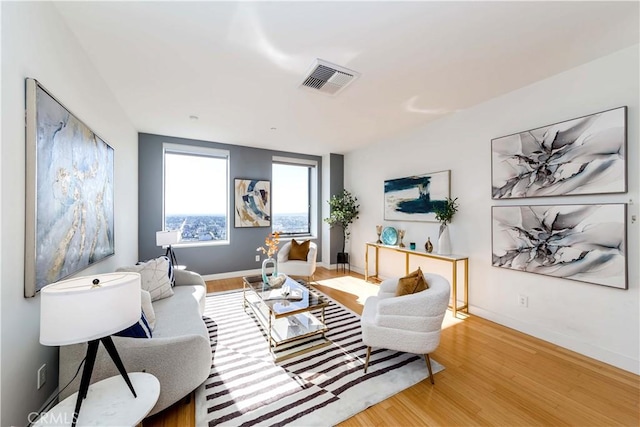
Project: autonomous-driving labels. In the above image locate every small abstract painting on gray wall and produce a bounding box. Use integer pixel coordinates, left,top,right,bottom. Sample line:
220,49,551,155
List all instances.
492,204,626,289
492,107,626,199
234,179,271,227
384,170,450,221
25,79,115,297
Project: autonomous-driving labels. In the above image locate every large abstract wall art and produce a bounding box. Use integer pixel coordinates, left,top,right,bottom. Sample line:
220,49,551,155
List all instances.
492,204,627,289
492,107,627,199
235,179,271,227
25,79,115,297
384,170,450,221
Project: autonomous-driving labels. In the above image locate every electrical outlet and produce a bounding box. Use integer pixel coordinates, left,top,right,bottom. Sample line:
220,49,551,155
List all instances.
518,295,528,308
255,255,260,262
37,364,47,389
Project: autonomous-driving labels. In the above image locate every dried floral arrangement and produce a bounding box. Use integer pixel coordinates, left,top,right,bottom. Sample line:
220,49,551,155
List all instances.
257,231,281,258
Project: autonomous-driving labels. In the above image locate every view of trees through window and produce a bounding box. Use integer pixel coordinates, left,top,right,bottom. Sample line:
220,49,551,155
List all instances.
164,148,228,242
272,163,311,235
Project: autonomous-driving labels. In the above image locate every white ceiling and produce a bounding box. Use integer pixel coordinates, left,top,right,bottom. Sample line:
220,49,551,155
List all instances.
54,1,639,156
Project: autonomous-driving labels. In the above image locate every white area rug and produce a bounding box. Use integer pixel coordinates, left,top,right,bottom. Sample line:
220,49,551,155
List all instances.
195,286,444,426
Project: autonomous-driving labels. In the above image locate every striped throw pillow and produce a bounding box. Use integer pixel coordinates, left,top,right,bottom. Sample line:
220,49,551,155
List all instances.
115,311,153,338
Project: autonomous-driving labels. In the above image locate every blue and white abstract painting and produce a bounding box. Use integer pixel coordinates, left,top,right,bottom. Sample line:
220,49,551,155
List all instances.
384,170,450,221
26,80,115,296
235,179,271,227
492,107,626,199
492,204,627,289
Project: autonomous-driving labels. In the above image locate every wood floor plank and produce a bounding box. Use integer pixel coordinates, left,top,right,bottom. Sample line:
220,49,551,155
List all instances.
144,267,640,427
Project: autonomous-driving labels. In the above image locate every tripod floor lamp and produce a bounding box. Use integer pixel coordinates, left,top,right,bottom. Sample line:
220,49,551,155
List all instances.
156,230,181,267
40,272,141,427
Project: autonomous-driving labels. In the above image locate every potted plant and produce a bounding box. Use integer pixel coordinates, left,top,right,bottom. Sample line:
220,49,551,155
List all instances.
324,190,360,265
434,197,459,254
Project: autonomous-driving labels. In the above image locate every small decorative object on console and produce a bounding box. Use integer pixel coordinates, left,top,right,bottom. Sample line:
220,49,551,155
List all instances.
425,237,433,253
381,226,398,246
376,225,383,244
398,229,406,248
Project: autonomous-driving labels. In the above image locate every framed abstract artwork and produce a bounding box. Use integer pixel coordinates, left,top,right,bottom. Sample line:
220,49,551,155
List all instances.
234,179,271,227
25,78,115,297
491,204,627,289
491,107,627,199
384,170,450,222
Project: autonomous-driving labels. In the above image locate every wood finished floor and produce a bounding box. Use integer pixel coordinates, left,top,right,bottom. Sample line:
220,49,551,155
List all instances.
145,267,640,427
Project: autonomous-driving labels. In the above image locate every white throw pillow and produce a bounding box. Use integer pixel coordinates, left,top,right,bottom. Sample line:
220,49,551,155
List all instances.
140,289,156,330
118,257,174,301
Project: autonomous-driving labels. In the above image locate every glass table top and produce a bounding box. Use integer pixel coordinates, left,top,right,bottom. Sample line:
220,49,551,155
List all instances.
243,275,328,316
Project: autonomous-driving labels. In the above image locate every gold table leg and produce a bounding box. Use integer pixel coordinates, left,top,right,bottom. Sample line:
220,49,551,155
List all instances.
464,258,469,314
365,244,369,281
405,253,409,275
452,259,458,318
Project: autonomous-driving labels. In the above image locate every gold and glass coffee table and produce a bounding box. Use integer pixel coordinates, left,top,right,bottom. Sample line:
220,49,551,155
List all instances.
243,275,330,361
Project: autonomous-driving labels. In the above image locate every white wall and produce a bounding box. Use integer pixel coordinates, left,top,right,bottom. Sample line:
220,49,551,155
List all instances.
1,3,138,425
346,45,639,374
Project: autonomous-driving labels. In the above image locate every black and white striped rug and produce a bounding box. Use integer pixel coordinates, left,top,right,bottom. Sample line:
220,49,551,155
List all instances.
195,289,444,426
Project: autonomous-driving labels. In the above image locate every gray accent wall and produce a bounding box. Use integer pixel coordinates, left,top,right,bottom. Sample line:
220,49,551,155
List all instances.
138,133,323,275
329,153,345,262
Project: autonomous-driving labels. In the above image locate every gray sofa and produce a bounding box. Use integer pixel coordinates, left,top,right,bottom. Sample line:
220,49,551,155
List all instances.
59,269,211,416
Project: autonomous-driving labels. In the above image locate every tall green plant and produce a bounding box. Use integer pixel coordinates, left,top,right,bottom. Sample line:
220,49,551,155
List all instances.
324,190,360,253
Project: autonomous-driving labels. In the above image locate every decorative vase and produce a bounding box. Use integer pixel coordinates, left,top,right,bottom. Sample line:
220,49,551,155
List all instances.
261,257,278,285
398,230,406,248
376,225,382,244
425,237,433,253
437,225,451,254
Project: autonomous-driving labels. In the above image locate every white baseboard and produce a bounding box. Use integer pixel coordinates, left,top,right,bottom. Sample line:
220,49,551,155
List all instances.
318,262,334,270
201,268,263,281
470,305,640,375
349,265,366,276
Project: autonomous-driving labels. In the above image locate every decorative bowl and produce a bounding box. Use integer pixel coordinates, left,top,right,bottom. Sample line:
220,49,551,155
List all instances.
381,227,398,246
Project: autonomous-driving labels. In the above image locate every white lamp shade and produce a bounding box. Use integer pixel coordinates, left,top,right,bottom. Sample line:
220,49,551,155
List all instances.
156,230,181,247
40,272,141,346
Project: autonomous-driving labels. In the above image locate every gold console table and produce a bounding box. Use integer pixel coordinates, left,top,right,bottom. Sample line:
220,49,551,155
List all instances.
365,243,469,317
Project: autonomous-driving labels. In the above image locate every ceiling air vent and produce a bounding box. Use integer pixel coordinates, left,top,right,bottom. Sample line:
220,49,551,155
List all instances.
300,59,360,96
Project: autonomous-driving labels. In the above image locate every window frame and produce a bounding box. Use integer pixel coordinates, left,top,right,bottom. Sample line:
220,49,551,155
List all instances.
271,156,318,239
162,143,230,247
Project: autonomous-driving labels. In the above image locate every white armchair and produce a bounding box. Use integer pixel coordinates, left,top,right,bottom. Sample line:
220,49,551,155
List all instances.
277,240,318,282
360,273,450,384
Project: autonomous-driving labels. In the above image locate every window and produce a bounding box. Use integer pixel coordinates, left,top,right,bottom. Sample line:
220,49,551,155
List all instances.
163,144,229,243
272,159,316,236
